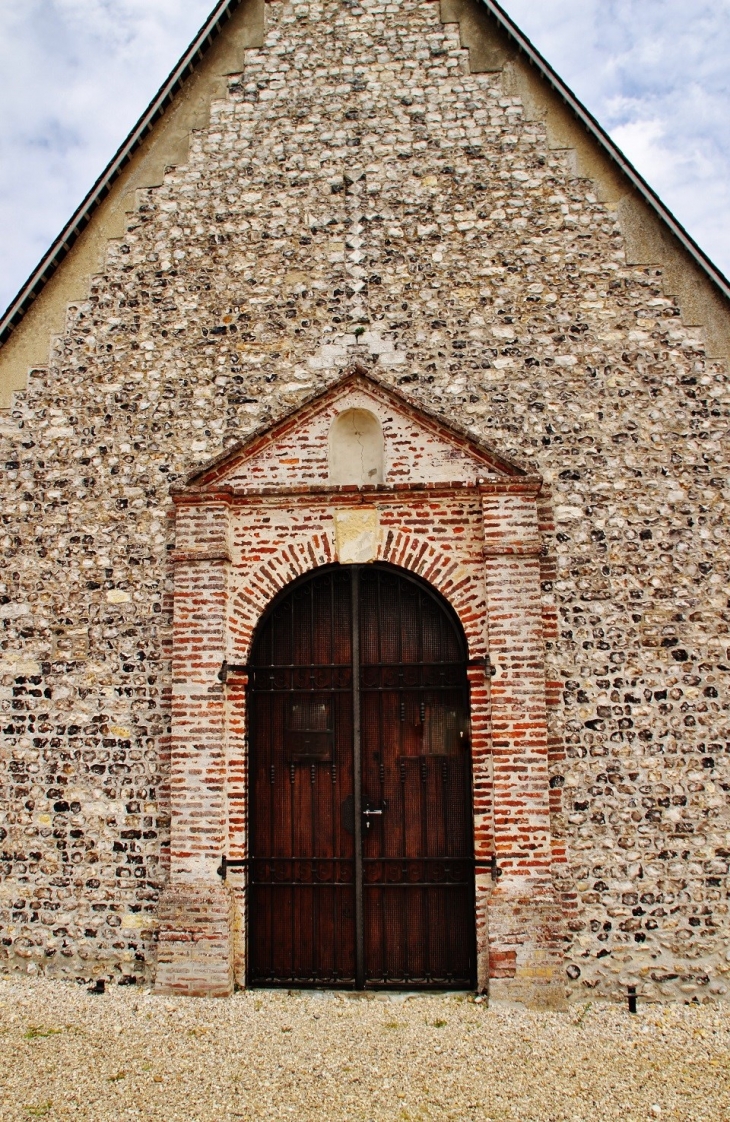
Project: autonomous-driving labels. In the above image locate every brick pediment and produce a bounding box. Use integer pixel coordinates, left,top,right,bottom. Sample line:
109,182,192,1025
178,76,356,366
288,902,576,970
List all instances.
184,369,526,494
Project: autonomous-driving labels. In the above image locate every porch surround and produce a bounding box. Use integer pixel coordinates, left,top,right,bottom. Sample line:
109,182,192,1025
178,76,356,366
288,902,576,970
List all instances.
154,375,566,1007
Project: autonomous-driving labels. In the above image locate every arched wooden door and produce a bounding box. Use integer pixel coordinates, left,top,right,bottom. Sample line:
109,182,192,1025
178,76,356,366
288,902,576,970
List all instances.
247,563,475,989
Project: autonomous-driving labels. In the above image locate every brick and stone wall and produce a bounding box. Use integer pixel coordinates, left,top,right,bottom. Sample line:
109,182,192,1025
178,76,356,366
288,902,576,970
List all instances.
0,0,728,1003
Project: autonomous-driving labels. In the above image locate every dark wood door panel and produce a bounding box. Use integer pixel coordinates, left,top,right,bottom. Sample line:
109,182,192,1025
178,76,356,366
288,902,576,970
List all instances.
249,881,356,986
248,568,355,986
360,691,474,986
363,884,475,987
247,564,475,989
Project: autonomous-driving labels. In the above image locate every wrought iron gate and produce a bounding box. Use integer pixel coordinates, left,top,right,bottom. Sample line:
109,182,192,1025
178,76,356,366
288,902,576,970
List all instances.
246,563,475,989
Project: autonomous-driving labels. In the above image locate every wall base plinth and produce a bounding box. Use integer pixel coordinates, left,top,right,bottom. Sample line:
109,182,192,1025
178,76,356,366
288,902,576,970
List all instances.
486,877,567,1010
154,882,235,998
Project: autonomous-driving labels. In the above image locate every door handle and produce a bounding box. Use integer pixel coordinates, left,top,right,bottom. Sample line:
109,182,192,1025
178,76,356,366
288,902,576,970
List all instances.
363,807,384,830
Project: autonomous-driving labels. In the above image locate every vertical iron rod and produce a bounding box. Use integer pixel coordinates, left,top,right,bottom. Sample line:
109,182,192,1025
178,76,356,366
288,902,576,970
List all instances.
352,566,364,989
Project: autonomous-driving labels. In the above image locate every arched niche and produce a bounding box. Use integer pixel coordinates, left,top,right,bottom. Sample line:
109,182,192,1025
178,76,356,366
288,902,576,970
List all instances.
328,408,384,485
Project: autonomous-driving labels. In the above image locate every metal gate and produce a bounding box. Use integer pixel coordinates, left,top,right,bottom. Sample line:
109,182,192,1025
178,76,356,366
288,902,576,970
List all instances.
246,563,475,989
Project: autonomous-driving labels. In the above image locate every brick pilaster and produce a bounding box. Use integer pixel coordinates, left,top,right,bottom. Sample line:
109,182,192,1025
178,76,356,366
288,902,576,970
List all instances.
482,490,566,1007
155,496,237,996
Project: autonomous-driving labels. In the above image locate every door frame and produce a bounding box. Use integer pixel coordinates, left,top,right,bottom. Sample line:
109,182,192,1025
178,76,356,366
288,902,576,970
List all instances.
158,476,566,1007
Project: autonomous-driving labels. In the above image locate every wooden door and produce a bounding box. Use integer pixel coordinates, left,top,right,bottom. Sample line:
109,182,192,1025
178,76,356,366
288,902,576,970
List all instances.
359,567,475,987
247,564,475,988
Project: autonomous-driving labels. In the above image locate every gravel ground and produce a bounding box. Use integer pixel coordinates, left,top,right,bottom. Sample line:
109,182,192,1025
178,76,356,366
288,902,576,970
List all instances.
0,978,727,1121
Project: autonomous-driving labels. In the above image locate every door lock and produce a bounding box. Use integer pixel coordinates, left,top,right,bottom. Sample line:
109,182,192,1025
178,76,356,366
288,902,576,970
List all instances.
363,806,384,829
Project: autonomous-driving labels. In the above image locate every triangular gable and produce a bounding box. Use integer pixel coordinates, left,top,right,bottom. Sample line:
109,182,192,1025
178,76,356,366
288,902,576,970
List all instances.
184,368,527,492
2,0,730,407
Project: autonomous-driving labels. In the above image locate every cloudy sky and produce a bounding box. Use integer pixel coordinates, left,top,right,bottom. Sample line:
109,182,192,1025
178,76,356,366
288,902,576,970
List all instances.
1,0,729,316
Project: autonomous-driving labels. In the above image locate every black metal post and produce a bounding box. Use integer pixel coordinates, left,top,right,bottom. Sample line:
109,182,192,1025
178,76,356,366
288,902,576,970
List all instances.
352,566,364,990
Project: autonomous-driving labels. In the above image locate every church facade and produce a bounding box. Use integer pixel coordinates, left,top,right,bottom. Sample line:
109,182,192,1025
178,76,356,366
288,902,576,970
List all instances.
0,0,728,1006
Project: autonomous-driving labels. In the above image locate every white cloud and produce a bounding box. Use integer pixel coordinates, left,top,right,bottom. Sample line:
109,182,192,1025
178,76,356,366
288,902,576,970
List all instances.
610,118,672,177
1,0,729,316
501,0,730,277
0,0,213,314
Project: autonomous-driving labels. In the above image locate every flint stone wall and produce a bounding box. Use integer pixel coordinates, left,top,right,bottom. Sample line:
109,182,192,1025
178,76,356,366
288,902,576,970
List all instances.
0,0,728,1001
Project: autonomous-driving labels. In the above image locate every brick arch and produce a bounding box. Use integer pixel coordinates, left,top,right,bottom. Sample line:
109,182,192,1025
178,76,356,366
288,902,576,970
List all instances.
228,528,486,664
228,530,336,661
378,528,486,659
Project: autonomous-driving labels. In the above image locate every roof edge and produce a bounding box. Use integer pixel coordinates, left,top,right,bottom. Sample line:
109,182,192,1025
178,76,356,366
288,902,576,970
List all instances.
478,0,730,303
3,0,728,349
0,0,249,347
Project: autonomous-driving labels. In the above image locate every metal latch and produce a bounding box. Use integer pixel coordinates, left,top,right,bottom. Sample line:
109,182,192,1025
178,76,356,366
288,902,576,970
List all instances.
217,855,248,881
363,805,385,829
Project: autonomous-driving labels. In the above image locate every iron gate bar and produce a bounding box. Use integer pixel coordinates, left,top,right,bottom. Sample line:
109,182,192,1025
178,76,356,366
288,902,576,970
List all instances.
362,883,470,889
252,663,352,670
217,855,248,880
250,883,354,888
248,661,464,670
254,685,461,695
253,682,352,689
351,566,365,990
359,685,463,692
219,855,506,881
251,682,354,691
